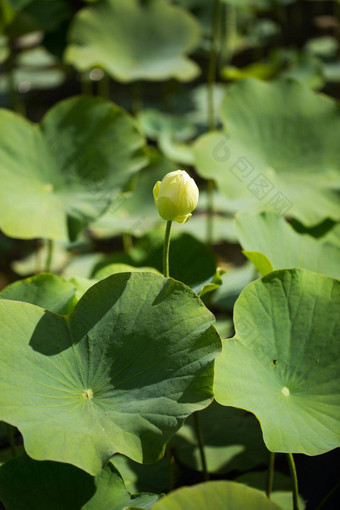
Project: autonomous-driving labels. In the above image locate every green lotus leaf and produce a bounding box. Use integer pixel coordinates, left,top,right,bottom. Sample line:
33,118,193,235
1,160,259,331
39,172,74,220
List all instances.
158,132,194,166
171,401,268,474
62,253,104,280
222,61,279,82
17,46,58,66
0,452,160,510
137,109,196,142
95,264,161,280
192,267,226,298
278,50,325,90
12,242,70,276
323,60,340,83
235,211,340,279
241,252,273,277
0,273,100,314
222,50,325,90
305,36,338,58
0,272,221,475
0,273,78,314
194,79,340,226
150,481,280,510
0,46,66,92
214,269,340,455
0,68,65,94
65,0,201,82
0,96,147,240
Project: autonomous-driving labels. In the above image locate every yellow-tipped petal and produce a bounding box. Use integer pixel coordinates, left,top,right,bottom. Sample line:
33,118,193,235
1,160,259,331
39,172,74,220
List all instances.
153,181,161,204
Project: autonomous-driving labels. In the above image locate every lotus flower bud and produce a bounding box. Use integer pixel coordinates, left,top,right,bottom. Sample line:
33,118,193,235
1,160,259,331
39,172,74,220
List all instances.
153,170,199,224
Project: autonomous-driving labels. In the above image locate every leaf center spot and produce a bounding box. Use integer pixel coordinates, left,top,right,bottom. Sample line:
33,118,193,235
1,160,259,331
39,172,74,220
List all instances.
44,184,54,193
281,386,290,397
82,389,94,400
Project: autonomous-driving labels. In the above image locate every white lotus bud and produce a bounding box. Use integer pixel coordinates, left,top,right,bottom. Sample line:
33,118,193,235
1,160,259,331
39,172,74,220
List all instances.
153,170,199,224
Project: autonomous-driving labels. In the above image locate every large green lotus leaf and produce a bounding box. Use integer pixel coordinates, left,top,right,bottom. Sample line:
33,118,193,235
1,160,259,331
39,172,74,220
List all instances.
150,481,280,510
0,272,221,475
171,401,268,474
235,211,340,279
193,79,340,226
0,452,160,510
0,273,78,314
0,96,147,240
65,0,201,82
214,269,340,455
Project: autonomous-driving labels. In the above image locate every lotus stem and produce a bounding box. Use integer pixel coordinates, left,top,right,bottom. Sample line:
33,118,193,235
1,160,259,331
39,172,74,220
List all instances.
193,412,209,481
287,453,299,510
163,220,172,278
266,452,275,498
45,239,54,273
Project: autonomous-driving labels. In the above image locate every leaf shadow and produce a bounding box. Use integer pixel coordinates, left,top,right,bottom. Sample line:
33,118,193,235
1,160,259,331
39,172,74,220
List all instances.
29,273,131,356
